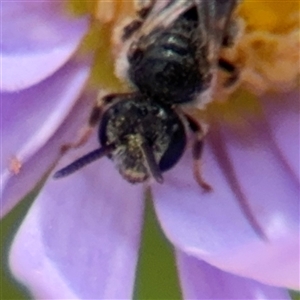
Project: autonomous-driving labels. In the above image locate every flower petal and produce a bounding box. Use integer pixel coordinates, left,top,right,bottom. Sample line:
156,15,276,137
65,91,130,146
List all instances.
261,90,300,182
152,93,299,289
1,59,91,217
177,250,291,299
9,141,144,299
1,1,89,91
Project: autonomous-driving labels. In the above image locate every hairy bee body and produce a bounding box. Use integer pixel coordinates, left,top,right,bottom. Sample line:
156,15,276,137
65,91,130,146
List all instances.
55,0,240,185
128,6,211,104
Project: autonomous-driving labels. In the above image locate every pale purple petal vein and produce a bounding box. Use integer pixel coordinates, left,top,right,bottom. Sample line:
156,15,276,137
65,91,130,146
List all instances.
152,92,299,289
261,90,300,183
177,250,292,299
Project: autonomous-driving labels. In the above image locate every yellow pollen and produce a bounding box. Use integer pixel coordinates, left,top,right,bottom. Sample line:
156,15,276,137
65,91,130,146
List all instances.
220,0,300,96
238,2,299,34
95,0,135,24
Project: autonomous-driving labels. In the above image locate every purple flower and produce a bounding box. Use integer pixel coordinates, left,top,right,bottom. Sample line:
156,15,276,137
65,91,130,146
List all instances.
1,1,299,299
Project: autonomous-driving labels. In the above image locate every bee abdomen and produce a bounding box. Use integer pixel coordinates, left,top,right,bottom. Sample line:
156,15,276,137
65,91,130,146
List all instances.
127,6,202,103
159,32,192,58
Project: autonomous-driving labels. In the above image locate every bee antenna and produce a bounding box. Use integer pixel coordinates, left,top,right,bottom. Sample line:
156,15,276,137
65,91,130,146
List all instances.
140,140,164,184
53,145,114,179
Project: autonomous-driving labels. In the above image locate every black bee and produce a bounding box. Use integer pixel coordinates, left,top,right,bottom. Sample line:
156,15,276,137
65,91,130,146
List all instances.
54,0,240,187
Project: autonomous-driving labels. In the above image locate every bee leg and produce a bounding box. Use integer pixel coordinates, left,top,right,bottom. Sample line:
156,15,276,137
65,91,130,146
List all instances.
218,57,240,88
122,0,155,41
222,16,242,48
136,0,155,19
185,114,212,192
122,20,144,41
60,93,120,154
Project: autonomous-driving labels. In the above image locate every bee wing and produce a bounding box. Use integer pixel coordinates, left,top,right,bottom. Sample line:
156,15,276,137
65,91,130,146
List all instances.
133,0,239,74
191,0,240,107
135,0,195,37
116,0,239,97
136,0,239,42
116,0,195,82
194,0,240,63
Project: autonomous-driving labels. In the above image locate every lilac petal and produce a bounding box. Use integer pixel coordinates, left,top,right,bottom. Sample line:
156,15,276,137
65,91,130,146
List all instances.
152,93,299,289
1,59,91,217
10,139,144,299
1,91,95,218
177,250,291,300
1,1,89,91
261,90,300,182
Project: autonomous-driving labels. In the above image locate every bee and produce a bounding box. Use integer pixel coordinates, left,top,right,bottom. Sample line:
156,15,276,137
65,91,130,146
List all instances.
54,0,240,188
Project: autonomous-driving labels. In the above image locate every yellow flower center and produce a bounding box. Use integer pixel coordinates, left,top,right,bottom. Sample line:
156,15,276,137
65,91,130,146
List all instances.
239,1,299,34
222,1,300,95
